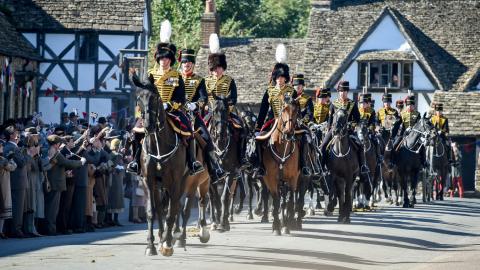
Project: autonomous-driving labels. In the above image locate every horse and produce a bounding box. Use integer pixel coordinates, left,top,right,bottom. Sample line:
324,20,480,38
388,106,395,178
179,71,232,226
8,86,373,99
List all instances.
381,131,401,205
354,121,377,210
134,82,187,257
327,109,359,223
260,94,300,235
395,115,433,208
208,94,244,232
428,129,450,201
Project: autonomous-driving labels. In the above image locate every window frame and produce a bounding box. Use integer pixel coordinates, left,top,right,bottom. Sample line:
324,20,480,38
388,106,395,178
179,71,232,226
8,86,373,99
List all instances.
358,61,413,90
76,32,99,63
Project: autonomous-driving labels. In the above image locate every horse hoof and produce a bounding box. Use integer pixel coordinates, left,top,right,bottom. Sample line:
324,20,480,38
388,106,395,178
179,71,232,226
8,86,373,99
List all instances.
281,227,290,235
324,210,333,217
308,209,315,216
402,204,409,208
343,217,351,224
175,239,186,248
261,216,269,223
337,216,344,223
217,224,229,232
409,204,415,208
199,227,210,243
229,216,234,222
254,208,263,216
145,245,158,256
159,243,174,257
234,207,243,215
315,203,323,210
247,213,254,220
396,202,400,206
210,223,218,231
296,221,303,230
273,229,281,236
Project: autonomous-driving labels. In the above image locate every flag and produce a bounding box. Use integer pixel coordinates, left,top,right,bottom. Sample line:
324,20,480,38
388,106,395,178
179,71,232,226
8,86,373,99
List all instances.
45,88,53,96
82,112,87,118
63,102,68,109
111,111,117,119
110,73,117,80
53,94,59,103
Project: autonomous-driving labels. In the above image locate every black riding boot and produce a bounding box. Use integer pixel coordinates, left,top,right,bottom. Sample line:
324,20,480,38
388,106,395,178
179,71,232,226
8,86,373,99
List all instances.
207,150,226,181
127,134,142,174
301,135,312,176
352,137,369,174
255,141,265,177
239,131,251,169
187,139,204,175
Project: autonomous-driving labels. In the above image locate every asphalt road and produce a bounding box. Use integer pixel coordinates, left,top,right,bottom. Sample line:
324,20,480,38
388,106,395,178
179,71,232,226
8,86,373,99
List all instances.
1,198,479,270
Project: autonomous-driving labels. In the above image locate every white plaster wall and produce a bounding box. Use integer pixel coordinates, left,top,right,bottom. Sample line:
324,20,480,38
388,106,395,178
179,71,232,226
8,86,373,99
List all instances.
22,33,37,48
40,63,74,90
38,97,61,124
44,34,75,60
343,62,359,89
98,64,120,92
417,93,434,115
77,64,95,91
413,62,435,91
357,14,411,53
98,35,135,61
63,97,86,116
89,98,112,123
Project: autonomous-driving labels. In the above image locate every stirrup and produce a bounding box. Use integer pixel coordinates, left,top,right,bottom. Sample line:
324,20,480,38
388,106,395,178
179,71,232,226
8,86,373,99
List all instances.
360,165,370,174
126,161,139,174
302,167,312,177
214,168,227,180
189,161,205,175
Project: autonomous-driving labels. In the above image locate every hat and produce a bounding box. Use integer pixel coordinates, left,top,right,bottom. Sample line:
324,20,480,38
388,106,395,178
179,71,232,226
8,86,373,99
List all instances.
24,127,37,135
316,87,331,98
155,20,176,65
4,125,16,137
69,112,78,119
359,93,369,103
405,95,415,105
97,117,107,124
180,48,196,63
337,81,349,92
271,44,290,83
434,103,443,111
292,74,305,86
208,34,227,71
110,138,121,151
382,93,393,103
54,126,65,136
47,135,63,145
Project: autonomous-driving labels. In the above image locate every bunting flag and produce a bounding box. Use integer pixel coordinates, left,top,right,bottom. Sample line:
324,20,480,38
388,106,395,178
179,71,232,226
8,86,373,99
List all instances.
111,111,117,119
110,73,117,80
63,102,68,109
53,94,59,103
45,88,53,96
82,112,87,118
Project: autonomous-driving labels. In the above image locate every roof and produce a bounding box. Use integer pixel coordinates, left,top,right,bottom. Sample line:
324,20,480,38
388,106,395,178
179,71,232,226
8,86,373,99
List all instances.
356,50,416,62
0,0,147,32
0,12,39,59
304,0,480,92
195,38,306,104
433,91,480,137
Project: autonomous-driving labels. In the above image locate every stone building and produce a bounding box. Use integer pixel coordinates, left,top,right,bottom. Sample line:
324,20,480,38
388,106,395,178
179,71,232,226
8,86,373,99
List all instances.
0,11,40,123
196,0,480,192
0,0,152,124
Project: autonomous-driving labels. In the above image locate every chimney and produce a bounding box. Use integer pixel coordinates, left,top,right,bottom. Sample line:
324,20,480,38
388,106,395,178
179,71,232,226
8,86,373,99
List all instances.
311,0,332,10
201,0,220,48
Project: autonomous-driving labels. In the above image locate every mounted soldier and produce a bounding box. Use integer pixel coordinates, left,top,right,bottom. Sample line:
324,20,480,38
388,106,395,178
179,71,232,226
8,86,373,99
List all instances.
358,92,382,163
430,103,452,163
254,44,297,176
377,92,401,138
204,36,250,169
128,21,204,176
179,48,226,181
313,87,331,124
319,81,369,174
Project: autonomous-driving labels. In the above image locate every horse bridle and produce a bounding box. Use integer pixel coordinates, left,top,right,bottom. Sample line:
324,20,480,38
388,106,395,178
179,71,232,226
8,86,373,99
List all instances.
403,118,431,154
210,98,231,159
269,103,298,166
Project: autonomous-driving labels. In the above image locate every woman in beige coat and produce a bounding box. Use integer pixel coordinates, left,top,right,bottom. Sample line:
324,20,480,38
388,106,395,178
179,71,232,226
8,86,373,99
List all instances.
0,142,17,239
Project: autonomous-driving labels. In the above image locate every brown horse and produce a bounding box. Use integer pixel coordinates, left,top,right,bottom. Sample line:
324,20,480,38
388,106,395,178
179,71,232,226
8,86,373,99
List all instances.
260,94,300,235
135,82,188,257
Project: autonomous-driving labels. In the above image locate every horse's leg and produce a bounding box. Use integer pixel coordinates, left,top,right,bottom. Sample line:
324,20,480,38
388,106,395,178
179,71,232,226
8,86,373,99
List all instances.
247,175,255,220
228,182,236,222
286,188,295,232
219,177,232,232
235,175,246,214
198,181,210,243
316,187,323,210
261,181,269,223
272,191,281,236
175,194,193,249
344,176,354,224
144,176,158,256
401,174,410,208
160,191,180,257
336,177,346,223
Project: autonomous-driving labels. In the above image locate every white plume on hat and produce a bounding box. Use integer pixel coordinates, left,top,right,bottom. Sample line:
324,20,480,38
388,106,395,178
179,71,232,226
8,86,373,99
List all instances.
209,33,220,54
160,20,172,43
275,43,287,64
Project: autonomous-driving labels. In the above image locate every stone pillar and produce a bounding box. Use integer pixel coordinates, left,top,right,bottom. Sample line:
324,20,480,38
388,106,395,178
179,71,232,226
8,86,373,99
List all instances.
200,0,220,48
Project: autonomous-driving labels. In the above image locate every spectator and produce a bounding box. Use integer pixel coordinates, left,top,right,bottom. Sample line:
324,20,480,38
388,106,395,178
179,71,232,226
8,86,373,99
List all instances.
0,139,17,239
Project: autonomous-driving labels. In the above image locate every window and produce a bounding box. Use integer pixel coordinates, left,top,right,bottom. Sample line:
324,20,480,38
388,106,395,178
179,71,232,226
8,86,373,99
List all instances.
78,33,97,62
358,61,412,89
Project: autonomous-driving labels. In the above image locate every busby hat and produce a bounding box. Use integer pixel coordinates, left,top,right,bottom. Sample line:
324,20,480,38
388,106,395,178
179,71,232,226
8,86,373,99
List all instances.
382,93,393,103
292,74,305,86
434,103,443,111
316,87,331,98
271,44,290,83
359,93,369,103
180,49,196,63
155,20,176,66
208,34,227,71
337,81,350,92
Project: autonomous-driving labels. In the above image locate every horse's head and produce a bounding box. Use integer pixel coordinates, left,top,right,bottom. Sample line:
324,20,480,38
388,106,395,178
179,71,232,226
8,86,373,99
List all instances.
356,121,369,143
332,109,348,136
405,114,433,149
240,105,257,134
279,93,298,136
210,93,230,139
135,83,163,133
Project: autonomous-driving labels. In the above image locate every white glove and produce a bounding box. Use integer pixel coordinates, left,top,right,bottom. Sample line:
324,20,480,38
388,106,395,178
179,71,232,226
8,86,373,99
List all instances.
163,103,169,110
437,130,442,135
80,157,87,165
187,102,197,111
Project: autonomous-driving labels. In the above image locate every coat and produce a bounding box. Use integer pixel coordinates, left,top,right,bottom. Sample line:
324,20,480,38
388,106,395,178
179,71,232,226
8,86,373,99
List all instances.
107,152,125,211
3,142,28,190
0,156,17,219
47,150,83,192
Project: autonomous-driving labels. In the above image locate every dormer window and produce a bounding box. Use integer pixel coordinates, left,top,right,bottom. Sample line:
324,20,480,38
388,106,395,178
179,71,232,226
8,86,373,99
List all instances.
359,61,412,89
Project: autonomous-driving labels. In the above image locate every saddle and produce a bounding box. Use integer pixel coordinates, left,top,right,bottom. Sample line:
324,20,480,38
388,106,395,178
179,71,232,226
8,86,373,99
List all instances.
166,112,192,137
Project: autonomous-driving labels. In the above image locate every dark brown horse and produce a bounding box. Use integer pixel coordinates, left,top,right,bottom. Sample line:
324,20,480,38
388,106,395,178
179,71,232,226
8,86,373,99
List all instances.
135,83,188,257
208,94,243,232
260,94,300,235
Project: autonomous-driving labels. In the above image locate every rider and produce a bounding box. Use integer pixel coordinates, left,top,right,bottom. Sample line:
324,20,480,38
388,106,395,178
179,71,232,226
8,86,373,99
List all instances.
358,93,382,163
395,99,405,114
180,48,226,181
254,44,297,176
128,21,204,176
377,92,401,137
313,87,331,124
430,103,452,163
205,34,250,169
319,81,369,174
294,74,317,176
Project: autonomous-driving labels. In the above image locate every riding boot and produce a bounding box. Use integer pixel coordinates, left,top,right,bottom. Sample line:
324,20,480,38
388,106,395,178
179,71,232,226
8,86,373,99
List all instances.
255,141,265,177
355,141,369,174
207,150,226,181
187,139,204,175
127,145,141,174
238,131,251,169
300,136,312,176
